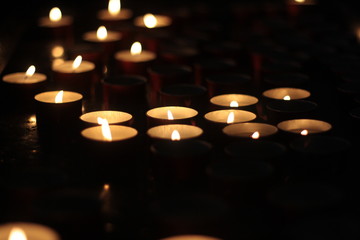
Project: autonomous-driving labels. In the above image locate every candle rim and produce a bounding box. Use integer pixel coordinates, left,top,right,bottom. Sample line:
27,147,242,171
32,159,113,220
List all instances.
38,15,73,27
82,30,122,42
2,72,47,84
97,8,133,20
52,60,95,73
210,94,259,107
262,87,311,100
146,106,198,120
0,221,60,239
147,124,203,140
204,109,256,123
34,91,83,103
277,119,332,134
222,122,278,138
80,110,132,124
81,125,138,142
134,14,172,28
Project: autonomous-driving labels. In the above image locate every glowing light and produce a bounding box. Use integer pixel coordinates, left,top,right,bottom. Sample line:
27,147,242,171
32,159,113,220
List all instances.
97,26,108,40
230,100,239,107
97,117,113,141
104,184,110,191
171,130,181,141
49,7,62,22
108,0,121,16
300,129,309,136
55,90,64,103
51,45,64,58
25,65,35,78
167,110,174,120
227,111,235,124
251,131,260,139
72,55,82,70
8,227,27,240
283,95,291,101
295,0,305,3
143,13,157,28
130,42,142,56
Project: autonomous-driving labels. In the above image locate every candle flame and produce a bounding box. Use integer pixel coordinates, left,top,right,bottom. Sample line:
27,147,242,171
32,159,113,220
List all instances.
72,55,82,70
97,117,113,141
300,129,308,136
167,110,174,120
52,45,64,58
49,7,62,22
283,95,291,101
130,42,142,55
55,90,64,103
251,131,260,139
171,130,181,141
103,183,110,191
227,111,235,124
143,13,157,28
230,100,239,107
295,0,305,3
8,227,27,240
97,26,108,40
25,65,36,78
108,0,121,16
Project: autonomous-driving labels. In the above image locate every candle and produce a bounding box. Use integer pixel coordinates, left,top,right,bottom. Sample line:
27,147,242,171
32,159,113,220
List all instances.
204,109,256,124
159,83,208,111
277,119,332,136
80,110,133,128
34,90,83,140
52,55,96,97
146,106,198,127
0,222,60,240
265,99,318,124
286,0,318,18
210,94,259,112
102,75,147,111
223,122,278,140
2,65,47,108
81,124,137,142
97,0,133,23
147,124,203,141
114,41,156,75
38,7,73,45
206,73,252,97
134,13,172,29
262,87,311,101
150,139,212,186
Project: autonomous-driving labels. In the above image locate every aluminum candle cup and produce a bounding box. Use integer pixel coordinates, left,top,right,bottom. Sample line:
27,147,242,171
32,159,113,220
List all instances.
150,139,212,185
209,94,259,113
147,124,203,141
223,122,278,142
34,91,83,139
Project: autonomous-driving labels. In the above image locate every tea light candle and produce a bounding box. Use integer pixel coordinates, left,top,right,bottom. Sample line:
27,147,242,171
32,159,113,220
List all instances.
150,139,212,184
2,65,47,105
114,41,156,75
210,94,259,112
0,222,60,240
147,124,203,141
39,7,73,28
38,7,73,44
80,110,133,128
262,87,311,101
81,124,137,142
204,109,256,125
34,90,83,132
134,13,172,29
52,55,96,96
97,0,133,22
223,122,278,139
277,119,332,136
83,25,122,43
146,106,198,127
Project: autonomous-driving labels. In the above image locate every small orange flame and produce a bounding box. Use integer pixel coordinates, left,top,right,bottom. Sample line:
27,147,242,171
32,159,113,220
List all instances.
171,130,181,141
97,117,112,141
167,110,174,120
55,90,64,103
103,183,110,191
227,111,235,124
72,55,82,70
283,95,291,101
300,129,308,136
49,7,62,22
143,13,157,28
130,42,142,55
8,227,27,240
230,100,239,107
251,131,260,139
97,26,108,40
108,0,121,16
25,65,35,78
